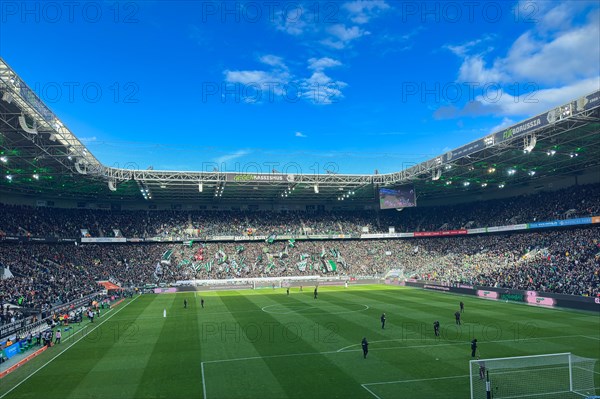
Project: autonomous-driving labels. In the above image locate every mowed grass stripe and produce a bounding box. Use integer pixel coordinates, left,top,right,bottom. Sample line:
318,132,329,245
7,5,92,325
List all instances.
218,292,371,399
204,292,292,399
1,296,150,399
260,291,389,349
347,288,594,341
65,295,163,399
132,293,204,399
256,290,467,390
1,287,598,399
68,296,162,399
315,290,480,388
196,290,269,362
200,292,288,399
197,287,297,399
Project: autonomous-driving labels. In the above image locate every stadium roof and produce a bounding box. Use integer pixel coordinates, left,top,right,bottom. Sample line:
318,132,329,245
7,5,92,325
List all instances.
1,57,599,204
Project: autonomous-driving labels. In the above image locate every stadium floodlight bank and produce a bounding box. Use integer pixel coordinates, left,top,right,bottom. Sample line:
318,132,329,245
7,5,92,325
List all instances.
470,353,597,399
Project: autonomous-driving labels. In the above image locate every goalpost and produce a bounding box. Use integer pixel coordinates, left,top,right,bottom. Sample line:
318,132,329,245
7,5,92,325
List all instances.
470,353,597,399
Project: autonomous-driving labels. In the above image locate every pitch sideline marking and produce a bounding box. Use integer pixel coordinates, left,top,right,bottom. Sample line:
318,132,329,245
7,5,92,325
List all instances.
0,295,139,399
0,306,119,377
579,335,600,341
201,362,207,399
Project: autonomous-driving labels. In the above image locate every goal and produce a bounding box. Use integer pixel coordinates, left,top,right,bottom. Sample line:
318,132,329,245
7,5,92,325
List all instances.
470,353,597,399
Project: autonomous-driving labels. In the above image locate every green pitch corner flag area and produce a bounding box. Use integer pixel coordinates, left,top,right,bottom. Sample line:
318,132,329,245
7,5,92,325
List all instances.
1,286,598,399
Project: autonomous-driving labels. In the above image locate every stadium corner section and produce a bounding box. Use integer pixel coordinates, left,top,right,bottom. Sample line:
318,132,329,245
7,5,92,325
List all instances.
0,293,136,381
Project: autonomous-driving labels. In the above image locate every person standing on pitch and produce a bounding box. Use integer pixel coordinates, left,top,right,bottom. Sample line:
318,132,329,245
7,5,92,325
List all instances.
362,337,369,359
478,356,486,379
184,299,188,309
381,313,386,329
455,310,461,325
460,301,464,313
201,298,204,308
433,320,440,337
287,287,290,296
471,338,478,358
314,287,318,300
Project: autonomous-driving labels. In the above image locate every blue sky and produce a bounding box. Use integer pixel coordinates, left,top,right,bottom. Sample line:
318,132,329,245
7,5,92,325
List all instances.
1,0,598,174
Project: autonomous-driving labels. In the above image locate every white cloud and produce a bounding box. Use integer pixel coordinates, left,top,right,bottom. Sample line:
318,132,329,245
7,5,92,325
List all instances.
479,76,600,116
295,131,307,138
444,36,494,58
457,55,505,83
259,55,287,69
504,16,600,85
214,150,250,164
450,8,599,86
80,136,97,143
518,1,593,33
273,8,309,36
441,4,599,118
301,72,348,104
321,24,370,49
223,56,347,105
434,76,600,119
488,117,515,134
308,57,342,71
224,70,274,85
343,0,390,24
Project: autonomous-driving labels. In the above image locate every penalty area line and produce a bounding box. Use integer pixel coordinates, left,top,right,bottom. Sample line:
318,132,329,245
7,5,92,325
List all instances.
361,374,469,399
0,295,139,399
363,374,469,386
361,384,383,399
337,334,589,353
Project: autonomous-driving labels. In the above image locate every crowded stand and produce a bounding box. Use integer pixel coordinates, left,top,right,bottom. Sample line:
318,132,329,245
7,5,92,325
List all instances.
1,227,598,319
1,183,598,330
0,184,599,239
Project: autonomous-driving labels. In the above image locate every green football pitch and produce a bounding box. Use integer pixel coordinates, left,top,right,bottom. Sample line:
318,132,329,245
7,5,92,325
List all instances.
1,285,599,399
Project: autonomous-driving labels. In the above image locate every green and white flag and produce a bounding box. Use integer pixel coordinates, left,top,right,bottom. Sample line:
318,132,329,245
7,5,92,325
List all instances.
216,248,228,264
266,234,276,244
204,260,213,272
327,260,337,272
296,260,308,271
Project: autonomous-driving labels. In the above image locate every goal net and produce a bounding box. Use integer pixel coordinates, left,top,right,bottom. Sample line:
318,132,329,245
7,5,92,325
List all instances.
470,353,597,399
